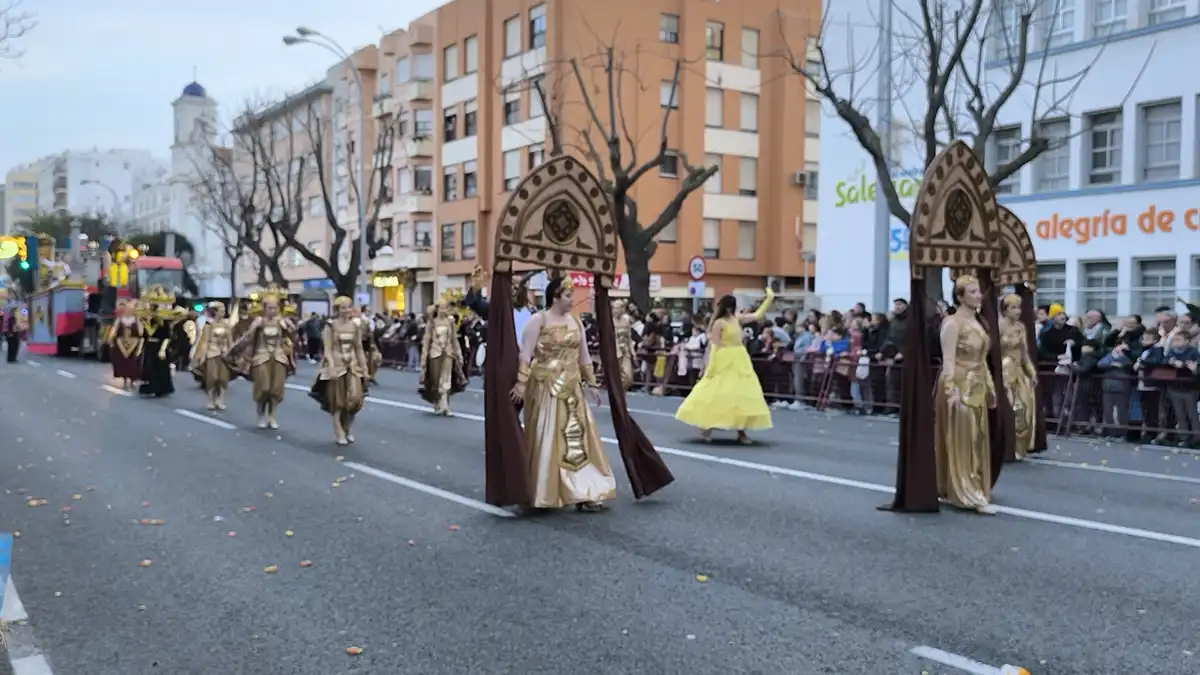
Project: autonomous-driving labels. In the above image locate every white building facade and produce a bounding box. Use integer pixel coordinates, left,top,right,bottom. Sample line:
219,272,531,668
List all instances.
127,163,171,235
817,0,1200,318
170,81,231,297
34,149,159,221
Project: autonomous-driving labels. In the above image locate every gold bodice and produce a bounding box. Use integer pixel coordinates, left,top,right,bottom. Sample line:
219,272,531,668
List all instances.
427,316,456,359
530,321,583,395
614,316,633,358
203,320,232,358
252,318,291,366
1000,322,1027,371
321,319,363,378
940,316,993,408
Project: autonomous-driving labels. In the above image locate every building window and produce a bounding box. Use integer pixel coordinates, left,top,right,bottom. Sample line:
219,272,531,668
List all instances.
1034,118,1069,192
503,150,520,190
1142,101,1181,182
702,219,720,258
1086,110,1121,185
443,107,458,142
397,221,412,247
414,109,434,137
528,143,545,170
398,111,410,136
741,28,759,69
413,53,434,80
504,92,521,125
415,220,434,248
1040,0,1074,48
706,21,724,61
992,126,1022,194
660,14,679,44
441,223,457,261
805,99,820,138
1092,0,1127,36
660,152,679,178
464,36,478,74
443,44,460,80
464,100,478,136
1035,262,1067,307
464,160,478,198
414,165,433,193
461,221,476,259
529,77,545,118
442,166,458,201
1148,0,1185,25
1136,259,1176,316
504,16,521,57
396,167,412,194
706,88,723,127
704,154,722,194
738,158,757,197
308,196,322,216
659,81,679,109
804,162,819,200
377,72,391,96
737,221,756,260
1080,260,1119,316
739,93,758,132
659,218,678,242
395,57,411,82
529,4,547,50
990,0,1021,59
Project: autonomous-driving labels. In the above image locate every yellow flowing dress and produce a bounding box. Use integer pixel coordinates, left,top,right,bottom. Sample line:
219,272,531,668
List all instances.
934,314,994,510
1000,321,1036,460
675,297,773,431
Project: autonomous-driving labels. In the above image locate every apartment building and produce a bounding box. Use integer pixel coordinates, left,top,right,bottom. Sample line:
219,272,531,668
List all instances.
33,149,159,220
3,164,40,234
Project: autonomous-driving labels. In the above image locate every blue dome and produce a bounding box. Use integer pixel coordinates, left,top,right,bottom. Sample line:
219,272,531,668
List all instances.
181,82,206,97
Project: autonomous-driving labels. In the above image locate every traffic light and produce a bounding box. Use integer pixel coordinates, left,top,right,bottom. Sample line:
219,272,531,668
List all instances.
193,303,204,312
19,261,29,270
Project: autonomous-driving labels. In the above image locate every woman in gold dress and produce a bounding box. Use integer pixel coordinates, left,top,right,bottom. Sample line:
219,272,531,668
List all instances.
612,299,635,390
311,296,369,445
191,301,233,411
355,308,382,384
999,293,1037,460
419,295,466,415
107,300,144,389
934,275,997,514
511,275,616,512
228,287,294,429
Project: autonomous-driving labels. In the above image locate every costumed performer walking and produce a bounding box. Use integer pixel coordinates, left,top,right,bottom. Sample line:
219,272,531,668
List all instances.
107,300,144,389
419,290,468,415
191,301,234,411
227,286,294,429
310,296,369,444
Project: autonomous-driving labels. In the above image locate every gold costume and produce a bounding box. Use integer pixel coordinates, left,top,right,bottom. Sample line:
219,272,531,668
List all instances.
249,316,292,417
612,301,635,390
1000,304,1037,460
314,308,369,444
354,316,382,382
934,311,995,511
191,309,234,410
420,309,464,415
519,312,617,509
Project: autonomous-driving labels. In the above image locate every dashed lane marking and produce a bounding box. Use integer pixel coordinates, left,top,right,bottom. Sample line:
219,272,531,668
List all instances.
1027,457,1200,485
99,385,133,397
173,409,237,430
344,462,514,518
54,370,75,379
23,361,38,368
910,646,1006,674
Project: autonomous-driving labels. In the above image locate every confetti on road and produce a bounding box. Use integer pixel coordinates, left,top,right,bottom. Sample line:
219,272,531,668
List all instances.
72,494,82,500
264,565,279,574
26,498,47,507
299,560,313,568
447,525,461,532
139,559,153,568
345,647,363,656
695,574,709,583
227,531,237,537
285,530,294,537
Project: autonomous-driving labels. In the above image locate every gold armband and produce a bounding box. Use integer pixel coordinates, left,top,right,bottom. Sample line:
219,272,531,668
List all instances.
582,364,598,387
516,362,532,385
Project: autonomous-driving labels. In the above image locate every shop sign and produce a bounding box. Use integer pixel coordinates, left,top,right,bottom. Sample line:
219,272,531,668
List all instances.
372,274,402,288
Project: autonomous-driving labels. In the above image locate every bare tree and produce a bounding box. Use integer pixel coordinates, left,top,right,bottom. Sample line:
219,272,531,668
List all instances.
780,0,1150,304
0,1,35,64
506,38,717,311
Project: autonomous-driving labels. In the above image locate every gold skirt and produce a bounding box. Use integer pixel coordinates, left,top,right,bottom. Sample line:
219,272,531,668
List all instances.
324,373,365,415
933,380,991,510
523,376,617,508
251,361,288,404
1002,360,1036,460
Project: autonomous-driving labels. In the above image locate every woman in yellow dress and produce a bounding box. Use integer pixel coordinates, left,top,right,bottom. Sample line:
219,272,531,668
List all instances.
228,287,294,429
190,301,233,411
311,296,369,445
420,295,466,415
510,275,616,512
934,275,997,514
675,288,775,443
999,293,1037,460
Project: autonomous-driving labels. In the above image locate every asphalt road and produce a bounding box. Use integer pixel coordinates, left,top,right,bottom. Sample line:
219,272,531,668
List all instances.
1,353,1198,675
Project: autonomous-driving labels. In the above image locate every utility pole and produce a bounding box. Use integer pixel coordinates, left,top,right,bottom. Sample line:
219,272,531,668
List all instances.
872,0,893,313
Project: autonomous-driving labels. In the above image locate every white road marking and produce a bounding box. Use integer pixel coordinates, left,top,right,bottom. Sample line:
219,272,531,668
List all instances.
2,576,28,622
24,360,39,367
173,409,237,430
11,655,55,675
99,384,133,397
1027,457,1200,485
910,646,1003,674
344,461,514,518
54,369,76,379
336,388,1200,549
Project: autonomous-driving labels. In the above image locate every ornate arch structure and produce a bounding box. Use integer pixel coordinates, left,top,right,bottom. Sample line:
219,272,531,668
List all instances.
908,141,1003,278
993,205,1038,289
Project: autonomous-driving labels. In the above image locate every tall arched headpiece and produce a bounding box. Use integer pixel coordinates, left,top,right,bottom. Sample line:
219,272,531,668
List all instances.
493,156,618,284
992,205,1038,289
908,140,1003,279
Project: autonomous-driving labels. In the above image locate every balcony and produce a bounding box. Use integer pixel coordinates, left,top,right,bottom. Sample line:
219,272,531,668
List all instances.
404,136,432,157
396,192,435,213
396,79,433,102
53,177,68,192
373,94,392,117
373,245,434,272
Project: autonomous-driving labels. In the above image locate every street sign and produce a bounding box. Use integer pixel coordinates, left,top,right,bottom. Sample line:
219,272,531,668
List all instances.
687,281,706,297
688,256,707,281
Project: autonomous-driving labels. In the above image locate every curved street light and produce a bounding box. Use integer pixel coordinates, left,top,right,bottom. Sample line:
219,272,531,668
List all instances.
283,27,370,307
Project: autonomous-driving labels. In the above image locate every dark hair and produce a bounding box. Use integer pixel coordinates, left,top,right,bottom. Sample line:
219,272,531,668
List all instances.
713,294,737,322
543,276,568,309
892,298,908,305
1037,304,1051,313
1129,314,1142,325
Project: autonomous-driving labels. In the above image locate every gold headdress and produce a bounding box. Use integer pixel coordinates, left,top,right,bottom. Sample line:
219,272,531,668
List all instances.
1002,293,1022,308
559,274,575,291
253,284,287,304
439,288,465,306
142,284,175,306
333,295,353,309
953,274,979,294
207,300,226,312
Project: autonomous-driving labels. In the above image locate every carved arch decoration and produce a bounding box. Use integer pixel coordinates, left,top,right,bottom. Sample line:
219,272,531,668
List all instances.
492,155,619,284
908,140,1003,278
992,205,1038,289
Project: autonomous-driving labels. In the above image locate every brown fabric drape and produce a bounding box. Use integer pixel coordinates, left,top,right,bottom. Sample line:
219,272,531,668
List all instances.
979,270,1014,483
594,283,675,499
483,270,531,507
1015,283,1047,453
880,277,939,513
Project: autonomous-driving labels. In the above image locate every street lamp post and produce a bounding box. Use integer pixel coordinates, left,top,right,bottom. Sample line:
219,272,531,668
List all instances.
872,0,894,313
80,179,123,229
284,28,370,308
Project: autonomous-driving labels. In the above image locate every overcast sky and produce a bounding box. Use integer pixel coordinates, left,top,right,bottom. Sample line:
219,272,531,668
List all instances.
0,0,443,173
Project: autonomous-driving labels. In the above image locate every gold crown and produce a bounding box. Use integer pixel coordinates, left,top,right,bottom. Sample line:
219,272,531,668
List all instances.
439,288,464,305
252,284,287,304
1002,293,1022,308
560,274,575,290
333,295,353,309
142,284,175,305
954,274,979,290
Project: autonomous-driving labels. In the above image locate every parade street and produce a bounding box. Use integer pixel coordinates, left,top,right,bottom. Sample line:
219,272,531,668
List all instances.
1,358,1199,675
